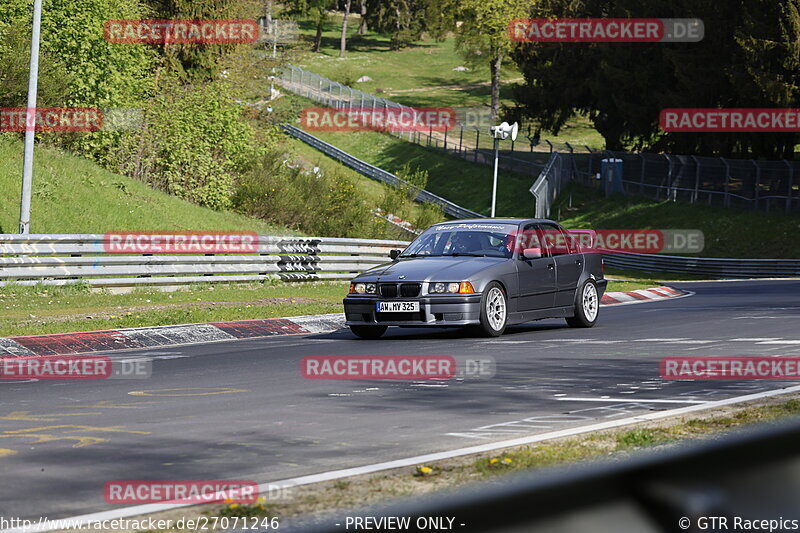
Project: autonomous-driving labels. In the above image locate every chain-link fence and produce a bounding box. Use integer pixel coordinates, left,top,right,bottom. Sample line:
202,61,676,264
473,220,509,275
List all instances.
279,65,799,215
278,65,590,180
570,151,800,214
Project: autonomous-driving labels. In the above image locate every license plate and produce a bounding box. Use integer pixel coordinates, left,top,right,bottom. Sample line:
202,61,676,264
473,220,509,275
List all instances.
376,301,419,313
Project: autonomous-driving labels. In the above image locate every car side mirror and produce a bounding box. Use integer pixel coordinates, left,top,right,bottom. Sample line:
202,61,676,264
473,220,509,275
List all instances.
522,248,542,260
389,249,401,260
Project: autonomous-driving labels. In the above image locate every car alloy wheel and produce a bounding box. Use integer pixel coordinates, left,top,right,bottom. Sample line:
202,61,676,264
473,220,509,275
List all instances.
477,282,508,337
486,287,507,331
566,280,599,328
582,282,598,322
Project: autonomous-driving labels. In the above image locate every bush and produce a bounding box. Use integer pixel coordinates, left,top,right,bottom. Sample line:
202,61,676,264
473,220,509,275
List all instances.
378,163,444,229
233,150,381,238
113,77,262,210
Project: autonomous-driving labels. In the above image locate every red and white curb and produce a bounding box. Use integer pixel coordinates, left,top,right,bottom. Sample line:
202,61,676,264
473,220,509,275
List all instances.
0,314,345,357
601,285,689,306
0,287,688,357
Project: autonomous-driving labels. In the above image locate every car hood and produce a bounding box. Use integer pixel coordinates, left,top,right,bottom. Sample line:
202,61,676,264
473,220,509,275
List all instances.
356,257,505,283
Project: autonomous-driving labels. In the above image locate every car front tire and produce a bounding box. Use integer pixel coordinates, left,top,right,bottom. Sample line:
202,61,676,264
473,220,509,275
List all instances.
476,282,508,337
349,325,388,339
566,280,599,328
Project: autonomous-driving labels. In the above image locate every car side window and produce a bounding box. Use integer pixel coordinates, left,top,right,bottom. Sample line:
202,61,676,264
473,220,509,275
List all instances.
518,223,547,257
538,223,573,256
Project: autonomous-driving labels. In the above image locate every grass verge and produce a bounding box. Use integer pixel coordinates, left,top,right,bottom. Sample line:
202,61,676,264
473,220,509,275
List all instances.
65,394,800,533
555,183,800,259
0,282,349,337
0,140,298,236
2,279,655,337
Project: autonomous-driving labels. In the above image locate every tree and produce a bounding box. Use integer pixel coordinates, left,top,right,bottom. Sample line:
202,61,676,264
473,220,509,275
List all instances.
511,0,800,158
285,0,335,52
339,0,352,57
365,0,426,50
357,0,367,35
429,0,532,121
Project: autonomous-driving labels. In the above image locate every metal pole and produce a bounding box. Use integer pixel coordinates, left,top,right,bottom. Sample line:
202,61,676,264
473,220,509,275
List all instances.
784,160,793,214
692,156,700,203
639,154,646,194
752,160,760,211
491,138,500,217
19,0,43,234
722,158,731,208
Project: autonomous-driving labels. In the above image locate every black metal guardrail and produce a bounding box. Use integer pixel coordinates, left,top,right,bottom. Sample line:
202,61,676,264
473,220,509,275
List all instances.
602,252,800,278
280,124,483,220
286,417,800,533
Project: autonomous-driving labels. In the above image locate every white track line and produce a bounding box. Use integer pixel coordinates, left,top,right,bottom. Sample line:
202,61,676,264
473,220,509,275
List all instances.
555,397,707,404
9,383,800,533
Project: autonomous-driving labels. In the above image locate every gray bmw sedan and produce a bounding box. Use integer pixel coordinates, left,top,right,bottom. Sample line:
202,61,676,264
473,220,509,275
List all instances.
343,218,607,338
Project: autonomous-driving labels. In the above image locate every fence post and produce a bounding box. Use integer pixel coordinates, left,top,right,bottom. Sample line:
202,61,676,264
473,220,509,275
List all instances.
722,158,731,208
752,160,760,211
443,127,448,151
475,130,480,162
691,156,700,204
784,160,794,213
458,128,463,154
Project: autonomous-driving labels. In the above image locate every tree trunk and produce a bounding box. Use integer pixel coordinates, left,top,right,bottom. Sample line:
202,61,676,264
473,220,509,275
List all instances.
312,12,324,52
489,47,502,121
358,0,367,34
339,0,352,57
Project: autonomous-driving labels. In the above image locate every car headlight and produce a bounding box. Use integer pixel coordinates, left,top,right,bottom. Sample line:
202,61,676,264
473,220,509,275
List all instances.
430,282,470,294
349,282,376,294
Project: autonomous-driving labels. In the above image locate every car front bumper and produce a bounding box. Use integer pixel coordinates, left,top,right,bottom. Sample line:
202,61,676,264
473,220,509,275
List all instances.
343,294,483,327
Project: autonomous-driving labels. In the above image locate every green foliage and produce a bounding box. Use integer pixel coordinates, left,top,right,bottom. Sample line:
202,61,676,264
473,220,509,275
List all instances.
512,0,800,157
364,0,426,50
113,77,262,210
378,163,444,229
0,0,156,162
144,0,260,81
233,149,381,237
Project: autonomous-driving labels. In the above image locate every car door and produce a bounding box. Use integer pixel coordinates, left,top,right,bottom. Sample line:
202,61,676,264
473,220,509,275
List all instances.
515,223,556,311
540,222,584,307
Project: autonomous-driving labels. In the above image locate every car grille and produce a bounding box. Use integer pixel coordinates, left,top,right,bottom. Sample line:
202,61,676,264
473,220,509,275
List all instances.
400,283,421,297
378,283,421,298
379,283,398,298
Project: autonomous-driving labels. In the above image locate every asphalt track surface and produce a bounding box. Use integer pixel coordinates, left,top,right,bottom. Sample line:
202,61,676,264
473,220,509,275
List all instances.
2,280,800,522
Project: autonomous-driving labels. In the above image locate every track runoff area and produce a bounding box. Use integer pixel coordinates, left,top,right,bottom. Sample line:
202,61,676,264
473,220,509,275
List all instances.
1,279,799,531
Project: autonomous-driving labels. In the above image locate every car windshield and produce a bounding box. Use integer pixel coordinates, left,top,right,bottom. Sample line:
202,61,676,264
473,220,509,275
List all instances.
400,223,518,259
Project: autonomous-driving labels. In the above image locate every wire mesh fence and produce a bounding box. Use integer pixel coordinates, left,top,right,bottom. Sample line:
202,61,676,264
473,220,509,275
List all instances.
279,65,800,215
570,151,800,213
